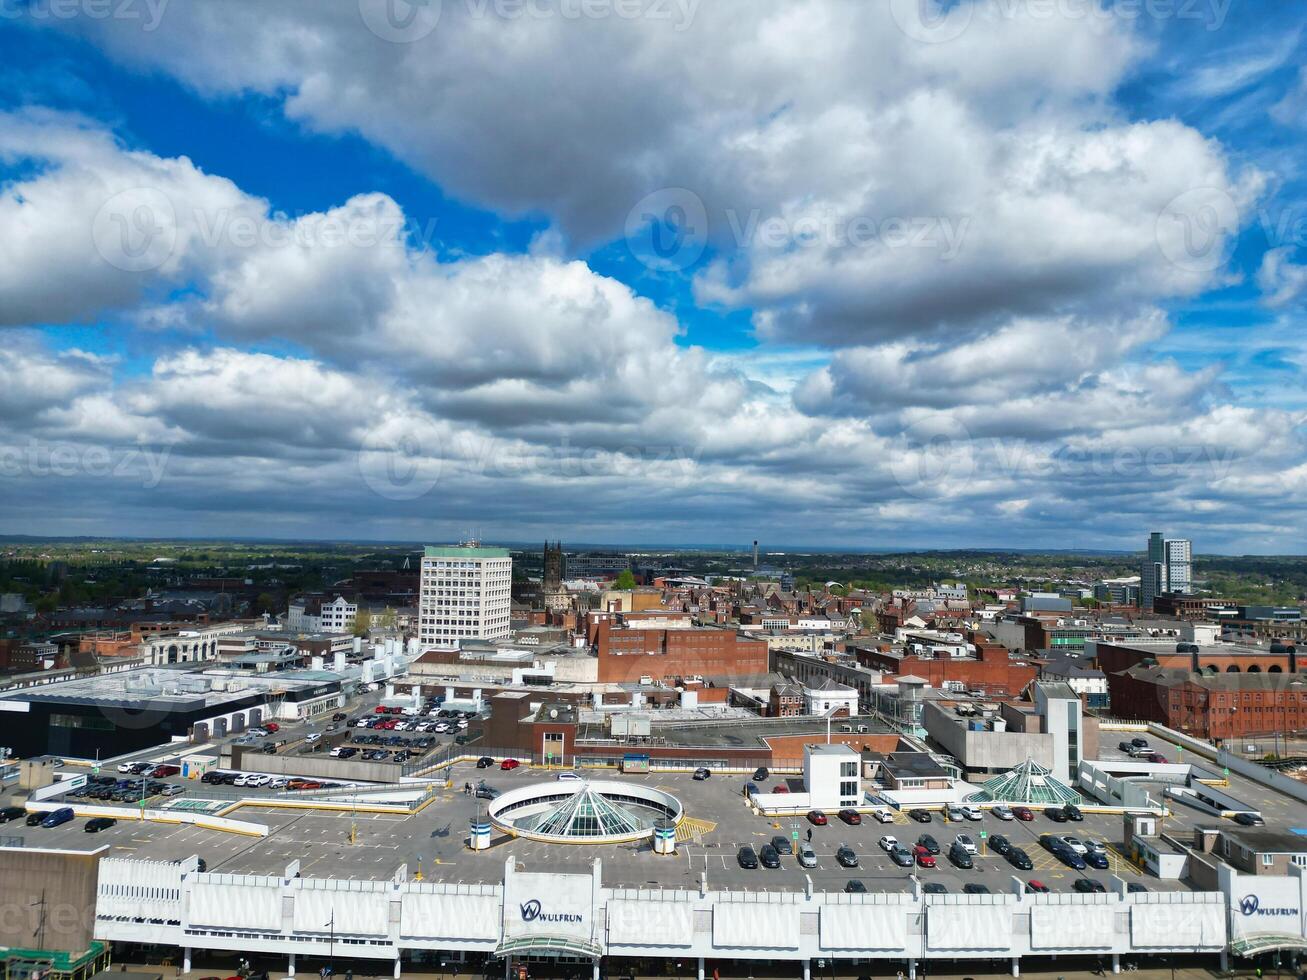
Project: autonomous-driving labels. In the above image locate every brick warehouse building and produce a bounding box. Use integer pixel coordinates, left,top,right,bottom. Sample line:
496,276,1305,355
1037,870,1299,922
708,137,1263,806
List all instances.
851,637,1038,697
1091,637,1302,677
1109,665,1307,741
593,618,768,683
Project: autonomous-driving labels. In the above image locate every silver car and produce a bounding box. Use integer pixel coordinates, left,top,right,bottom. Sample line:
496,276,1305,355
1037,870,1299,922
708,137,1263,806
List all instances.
797,845,817,869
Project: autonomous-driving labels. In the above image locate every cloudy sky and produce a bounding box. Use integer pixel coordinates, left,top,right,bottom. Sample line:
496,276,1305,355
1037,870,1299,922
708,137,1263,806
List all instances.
1,0,1305,552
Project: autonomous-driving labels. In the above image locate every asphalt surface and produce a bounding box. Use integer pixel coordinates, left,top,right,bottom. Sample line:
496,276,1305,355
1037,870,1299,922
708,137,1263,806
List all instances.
18,723,1303,896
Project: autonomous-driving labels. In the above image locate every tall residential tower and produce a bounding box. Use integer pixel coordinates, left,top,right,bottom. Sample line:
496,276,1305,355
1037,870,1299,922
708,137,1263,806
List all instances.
1140,531,1193,611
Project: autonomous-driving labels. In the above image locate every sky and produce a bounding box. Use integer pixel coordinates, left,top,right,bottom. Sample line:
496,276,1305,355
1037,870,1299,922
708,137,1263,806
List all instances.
1,0,1305,553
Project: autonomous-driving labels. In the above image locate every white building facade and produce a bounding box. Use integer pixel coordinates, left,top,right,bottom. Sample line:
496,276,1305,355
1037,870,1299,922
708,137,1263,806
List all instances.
419,545,513,644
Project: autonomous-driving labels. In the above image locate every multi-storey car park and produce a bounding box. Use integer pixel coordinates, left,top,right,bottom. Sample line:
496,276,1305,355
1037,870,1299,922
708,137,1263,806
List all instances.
4,721,1307,980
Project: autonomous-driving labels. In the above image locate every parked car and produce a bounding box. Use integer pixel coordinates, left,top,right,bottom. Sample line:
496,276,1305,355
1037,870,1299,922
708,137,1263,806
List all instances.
152,765,180,778
304,733,322,744
759,844,782,869
752,767,768,781
954,834,977,854
807,810,828,826
1044,806,1068,823
1130,737,1149,748
962,805,983,821
501,759,521,771
772,785,790,794
1118,740,1136,752
843,879,867,894
1056,848,1086,870
771,835,794,855
916,833,940,854
161,785,185,796
1085,850,1109,870
25,812,45,826
1059,836,1088,855
1127,883,1149,894
948,842,974,869
908,809,932,823
1147,753,1168,763
556,771,581,781
991,804,1014,821
1013,806,1035,821
889,846,914,868
1062,804,1084,821
1007,848,1033,870
474,784,500,800
878,835,900,853
737,846,759,869
913,845,936,868
945,804,965,822
836,845,859,868
1026,880,1050,893
692,767,710,780
990,834,1012,856
41,808,74,828
264,723,279,733
922,882,948,894
0,806,27,823
476,757,494,768
872,808,894,824
963,883,991,895
1074,878,1107,893
837,809,861,825
1234,812,1266,826
85,817,116,833
797,845,817,869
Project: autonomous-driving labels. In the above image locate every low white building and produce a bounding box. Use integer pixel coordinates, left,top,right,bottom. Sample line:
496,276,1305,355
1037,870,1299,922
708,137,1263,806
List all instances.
804,743,862,810
802,677,859,717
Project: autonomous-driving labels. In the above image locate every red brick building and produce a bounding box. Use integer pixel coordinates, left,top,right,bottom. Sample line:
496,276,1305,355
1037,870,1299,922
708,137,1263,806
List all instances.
852,638,1037,697
1109,665,1307,740
594,620,768,683
1094,639,1300,677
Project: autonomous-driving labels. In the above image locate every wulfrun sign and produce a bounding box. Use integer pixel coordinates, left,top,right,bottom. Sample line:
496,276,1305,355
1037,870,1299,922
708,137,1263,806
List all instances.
520,900,584,925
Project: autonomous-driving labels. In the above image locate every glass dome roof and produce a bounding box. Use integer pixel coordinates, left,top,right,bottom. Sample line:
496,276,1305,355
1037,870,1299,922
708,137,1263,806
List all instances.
518,783,655,838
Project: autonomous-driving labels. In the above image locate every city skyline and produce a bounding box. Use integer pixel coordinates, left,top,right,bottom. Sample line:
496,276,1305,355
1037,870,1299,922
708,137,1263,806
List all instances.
1,2,1305,552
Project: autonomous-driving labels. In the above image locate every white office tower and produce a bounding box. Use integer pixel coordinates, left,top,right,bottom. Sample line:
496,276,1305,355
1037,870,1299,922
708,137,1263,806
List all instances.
1141,531,1193,610
419,544,513,643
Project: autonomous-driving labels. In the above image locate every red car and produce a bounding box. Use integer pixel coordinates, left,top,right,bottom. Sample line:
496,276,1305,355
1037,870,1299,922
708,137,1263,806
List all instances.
1013,806,1035,821
838,809,862,825
913,845,936,868
1026,880,1050,893
264,722,279,733
773,785,790,794
151,765,180,778
374,705,388,713
500,759,520,770
807,810,828,826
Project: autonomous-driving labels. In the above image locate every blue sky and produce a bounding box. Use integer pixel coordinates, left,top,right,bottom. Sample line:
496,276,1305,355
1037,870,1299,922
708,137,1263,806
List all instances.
0,0,1305,552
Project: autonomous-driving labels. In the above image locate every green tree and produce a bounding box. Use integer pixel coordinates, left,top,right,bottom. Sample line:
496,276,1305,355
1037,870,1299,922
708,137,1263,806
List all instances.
613,569,637,590
352,607,372,636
